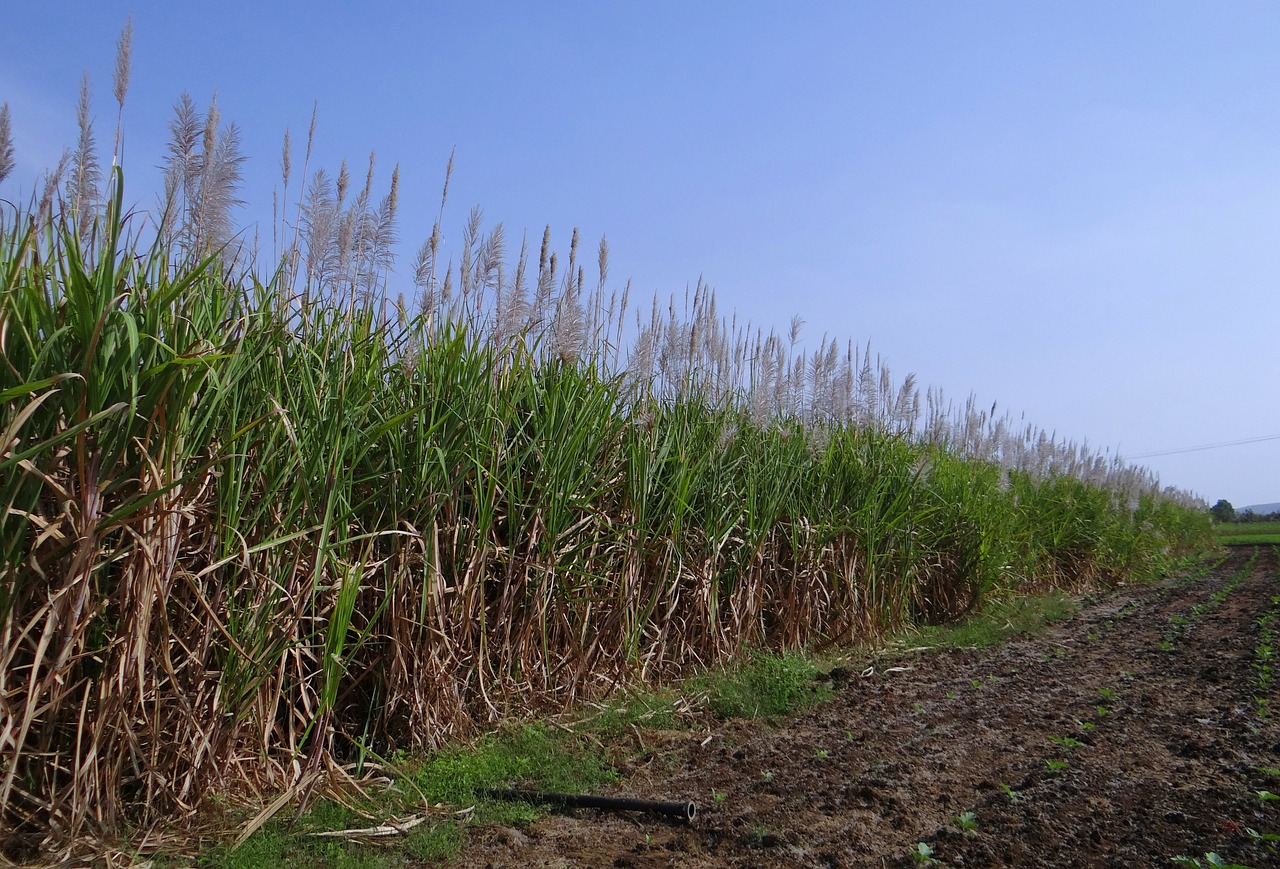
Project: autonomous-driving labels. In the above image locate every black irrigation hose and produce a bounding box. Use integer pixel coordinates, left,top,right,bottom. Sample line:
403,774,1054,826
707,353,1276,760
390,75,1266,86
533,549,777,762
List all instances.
478,788,697,822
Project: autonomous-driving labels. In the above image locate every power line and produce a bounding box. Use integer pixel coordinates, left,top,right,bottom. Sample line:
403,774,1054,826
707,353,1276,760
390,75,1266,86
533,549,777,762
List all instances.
1125,432,1280,460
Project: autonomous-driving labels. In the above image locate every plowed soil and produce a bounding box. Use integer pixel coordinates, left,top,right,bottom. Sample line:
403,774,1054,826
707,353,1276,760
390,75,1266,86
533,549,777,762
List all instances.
452,546,1280,868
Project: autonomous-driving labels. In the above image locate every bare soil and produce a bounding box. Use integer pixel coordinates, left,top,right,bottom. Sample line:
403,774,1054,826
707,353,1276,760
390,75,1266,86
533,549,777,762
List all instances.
451,547,1280,868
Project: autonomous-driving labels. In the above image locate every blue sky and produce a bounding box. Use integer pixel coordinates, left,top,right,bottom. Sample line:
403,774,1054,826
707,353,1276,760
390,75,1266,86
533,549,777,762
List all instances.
3,2,1278,506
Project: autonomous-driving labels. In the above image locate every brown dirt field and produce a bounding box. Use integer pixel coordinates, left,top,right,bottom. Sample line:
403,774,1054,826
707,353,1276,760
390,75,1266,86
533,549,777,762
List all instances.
447,546,1280,868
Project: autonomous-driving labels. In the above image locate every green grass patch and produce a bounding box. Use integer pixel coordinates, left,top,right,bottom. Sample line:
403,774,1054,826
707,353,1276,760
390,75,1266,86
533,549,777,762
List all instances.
403,822,465,863
582,687,687,736
407,723,618,819
1223,521,1280,535
1221,534,1280,546
907,591,1078,649
695,650,833,719
205,723,615,868
1218,521,1280,546
200,801,397,869
201,809,444,869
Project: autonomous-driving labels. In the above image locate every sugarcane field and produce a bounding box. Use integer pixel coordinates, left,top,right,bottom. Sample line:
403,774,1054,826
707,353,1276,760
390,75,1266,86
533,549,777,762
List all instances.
3,8,1279,868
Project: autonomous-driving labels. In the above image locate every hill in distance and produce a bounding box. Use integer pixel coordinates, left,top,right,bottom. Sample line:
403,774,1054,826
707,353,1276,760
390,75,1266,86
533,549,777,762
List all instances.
1241,502,1280,514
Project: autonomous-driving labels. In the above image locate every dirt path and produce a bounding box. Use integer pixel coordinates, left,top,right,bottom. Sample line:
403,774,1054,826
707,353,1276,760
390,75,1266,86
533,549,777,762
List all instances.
453,547,1280,868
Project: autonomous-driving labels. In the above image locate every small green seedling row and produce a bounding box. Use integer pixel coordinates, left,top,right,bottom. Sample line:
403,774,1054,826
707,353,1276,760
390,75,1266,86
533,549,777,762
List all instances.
1254,591,1280,718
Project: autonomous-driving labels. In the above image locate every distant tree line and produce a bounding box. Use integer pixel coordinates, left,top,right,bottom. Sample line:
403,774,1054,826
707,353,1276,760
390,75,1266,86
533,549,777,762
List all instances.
1210,500,1280,523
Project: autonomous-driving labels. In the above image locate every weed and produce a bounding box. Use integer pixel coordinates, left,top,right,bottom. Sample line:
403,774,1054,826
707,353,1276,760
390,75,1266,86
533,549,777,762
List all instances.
910,841,939,864
999,783,1021,802
1048,735,1084,751
1245,826,1280,851
699,651,832,720
1045,759,1070,772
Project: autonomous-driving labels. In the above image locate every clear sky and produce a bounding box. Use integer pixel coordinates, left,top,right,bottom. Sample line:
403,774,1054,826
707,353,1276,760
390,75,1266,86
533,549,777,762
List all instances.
3,2,1278,507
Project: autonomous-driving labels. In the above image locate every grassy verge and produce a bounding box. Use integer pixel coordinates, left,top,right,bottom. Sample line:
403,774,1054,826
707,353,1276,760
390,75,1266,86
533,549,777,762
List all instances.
902,591,1079,650
204,723,617,868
